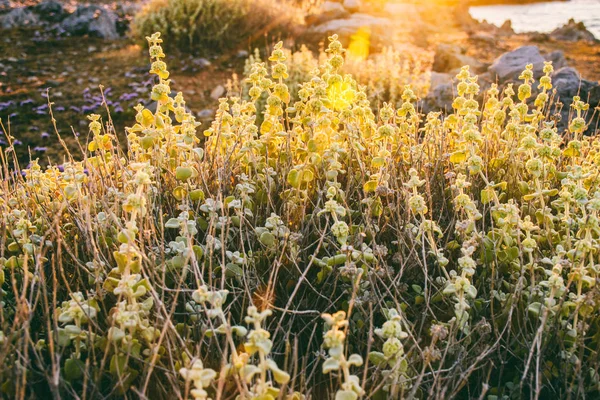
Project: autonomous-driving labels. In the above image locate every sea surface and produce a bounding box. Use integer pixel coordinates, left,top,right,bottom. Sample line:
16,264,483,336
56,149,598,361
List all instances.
469,0,600,38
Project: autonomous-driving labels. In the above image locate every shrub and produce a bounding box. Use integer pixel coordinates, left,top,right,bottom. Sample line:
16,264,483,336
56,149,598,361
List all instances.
240,43,431,113
1,32,600,399
132,0,302,53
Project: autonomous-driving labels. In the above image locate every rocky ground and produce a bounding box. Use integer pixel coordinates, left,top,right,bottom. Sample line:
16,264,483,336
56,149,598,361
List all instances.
1,0,599,165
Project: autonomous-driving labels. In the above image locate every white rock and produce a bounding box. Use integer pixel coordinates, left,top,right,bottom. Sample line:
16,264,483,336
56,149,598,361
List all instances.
343,0,361,13
210,85,225,100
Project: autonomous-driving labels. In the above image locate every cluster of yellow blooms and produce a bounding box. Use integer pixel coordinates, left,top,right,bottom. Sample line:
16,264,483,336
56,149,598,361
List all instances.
1,31,600,398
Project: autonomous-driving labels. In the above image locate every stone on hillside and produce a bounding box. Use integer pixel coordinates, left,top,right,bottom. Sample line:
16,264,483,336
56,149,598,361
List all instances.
197,109,215,119
307,13,394,48
343,0,361,13
552,67,600,131
210,85,225,100
498,20,514,36
61,5,119,39
429,72,453,90
305,1,349,26
544,50,567,70
553,67,600,105
0,0,11,12
33,1,66,22
550,19,596,42
471,32,496,45
432,44,485,73
0,7,40,29
489,45,545,82
422,82,454,114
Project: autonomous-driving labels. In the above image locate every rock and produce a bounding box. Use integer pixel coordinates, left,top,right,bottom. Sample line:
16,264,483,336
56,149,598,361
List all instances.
33,1,66,22
0,7,40,29
529,32,550,43
421,82,454,114
305,1,349,26
60,5,119,39
0,0,11,12
552,67,600,131
307,13,394,48
193,58,211,68
432,44,485,73
470,32,496,45
429,72,453,90
489,45,546,82
210,85,225,100
544,50,567,70
343,0,361,13
197,109,215,119
498,20,514,36
550,19,596,42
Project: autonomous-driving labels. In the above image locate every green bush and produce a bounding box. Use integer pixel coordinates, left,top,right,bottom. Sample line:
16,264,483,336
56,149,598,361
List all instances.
2,32,600,399
132,0,302,53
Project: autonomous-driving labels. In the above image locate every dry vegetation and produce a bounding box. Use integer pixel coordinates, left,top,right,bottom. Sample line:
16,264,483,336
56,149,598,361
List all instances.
1,28,600,399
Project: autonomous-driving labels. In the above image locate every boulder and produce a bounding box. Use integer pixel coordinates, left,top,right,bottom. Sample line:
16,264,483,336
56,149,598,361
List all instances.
470,32,496,45
305,1,349,26
0,0,11,12
421,82,455,114
544,50,567,70
343,0,361,13
550,19,596,42
552,67,600,131
210,85,225,100
60,5,119,39
307,13,394,48
0,7,40,29
197,109,215,119
429,72,453,90
489,45,546,82
498,20,514,36
432,44,485,73
529,32,550,43
33,1,66,22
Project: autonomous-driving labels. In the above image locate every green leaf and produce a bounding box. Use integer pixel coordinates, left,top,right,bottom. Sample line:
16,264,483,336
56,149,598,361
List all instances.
175,166,194,181
371,157,385,169
363,180,378,193
481,187,495,205
110,354,128,378
368,351,387,367
287,169,300,188
190,189,205,201
322,358,340,373
225,263,243,277
335,390,358,400
259,232,276,247
64,358,85,381
165,218,180,229
449,150,467,164
528,302,542,317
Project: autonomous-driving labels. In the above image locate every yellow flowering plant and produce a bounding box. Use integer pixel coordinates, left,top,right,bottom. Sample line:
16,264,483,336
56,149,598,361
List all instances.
1,31,600,399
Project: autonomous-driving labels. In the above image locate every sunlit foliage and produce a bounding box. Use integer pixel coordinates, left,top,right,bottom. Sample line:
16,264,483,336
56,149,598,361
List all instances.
1,32,600,399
